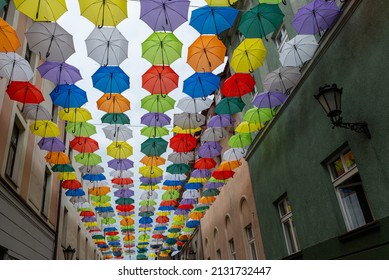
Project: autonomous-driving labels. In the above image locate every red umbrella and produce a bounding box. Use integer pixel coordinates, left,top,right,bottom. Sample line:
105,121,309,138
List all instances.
105,231,119,236
160,200,178,207
178,204,194,210
169,134,197,152
142,65,179,95
80,210,95,217
116,205,135,212
156,216,170,224
61,179,82,189
6,81,44,106
212,170,235,180
194,158,217,169
112,177,133,185
152,234,165,239
221,73,255,97
70,137,99,153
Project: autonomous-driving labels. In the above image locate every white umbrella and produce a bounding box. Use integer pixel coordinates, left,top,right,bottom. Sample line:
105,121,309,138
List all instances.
109,170,134,178
140,190,158,200
25,22,75,62
164,173,187,180
173,112,205,129
101,212,115,218
183,189,199,199
0,52,33,81
263,66,301,92
103,124,133,141
167,152,194,164
22,104,52,120
176,96,213,113
279,35,318,67
69,196,87,204
139,206,155,212
222,148,247,162
79,165,105,174
83,180,109,187
112,183,134,189
201,127,227,142
85,27,128,66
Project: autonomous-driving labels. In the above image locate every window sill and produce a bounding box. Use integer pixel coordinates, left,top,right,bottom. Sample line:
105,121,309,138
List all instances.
282,251,303,260
338,221,380,242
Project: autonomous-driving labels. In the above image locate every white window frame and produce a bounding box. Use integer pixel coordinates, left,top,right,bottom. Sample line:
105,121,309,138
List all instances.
245,223,258,259
278,197,300,255
228,238,236,260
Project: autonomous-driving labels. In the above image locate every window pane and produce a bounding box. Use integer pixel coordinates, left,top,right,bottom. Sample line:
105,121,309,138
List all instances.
330,157,345,178
283,219,299,254
343,150,356,170
250,243,257,260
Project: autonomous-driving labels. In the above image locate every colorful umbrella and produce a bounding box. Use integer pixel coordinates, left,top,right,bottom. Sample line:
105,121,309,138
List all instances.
214,97,245,115
109,170,134,178
263,66,301,92
85,27,128,65
30,120,60,137
141,126,169,137
79,0,127,27
235,121,263,133
142,65,178,95
38,137,65,152
221,73,256,98
212,170,235,180
65,122,96,137
107,141,133,159
14,0,67,22
62,180,82,189
169,134,197,152
171,126,201,134
141,112,171,127
80,164,105,174
59,108,92,123
89,186,111,195
207,114,235,127
52,164,74,173
177,96,213,113
0,18,20,52
141,138,168,156
65,189,85,197
173,112,205,129
140,156,166,166
45,152,70,164
22,104,51,121
101,113,130,125
50,84,87,109
6,81,44,106
92,66,130,96
97,94,131,113
230,38,267,73
194,158,217,169
191,169,212,178
113,178,134,186
244,107,274,124
114,188,134,198
37,61,82,85
183,72,220,99
75,153,102,166
189,6,238,35
279,35,318,67
228,133,252,148
218,160,241,171
102,124,133,141
205,0,238,6
187,35,226,72
198,141,222,157
70,137,99,153
166,163,190,174
252,91,288,108
141,94,175,113
141,32,183,66
140,0,190,32
0,52,34,81
108,158,134,170
139,166,163,178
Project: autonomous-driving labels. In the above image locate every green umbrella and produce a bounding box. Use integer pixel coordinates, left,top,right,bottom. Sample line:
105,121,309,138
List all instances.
243,107,274,124
139,200,157,206
107,236,120,241
162,190,180,201
141,94,175,113
91,195,111,203
121,226,135,231
238,4,284,39
101,113,130,124
92,235,105,240
115,197,135,205
138,233,150,241
166,163,190,174
214,97,245,115
141,126,169,137
228,133,252,148
208,177,225,183
51,164,75,172
0,0,8,10
136,254,147,260
168,228,181,233
259,0,286,4
194,204,209,212
139,211,154,217
202,189,220,197
142,32,183,66
101,217,116,224
66,122,96,137
75,153,102,166
141,138,168,156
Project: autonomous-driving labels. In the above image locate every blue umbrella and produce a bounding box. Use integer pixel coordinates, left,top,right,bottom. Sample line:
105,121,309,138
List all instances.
104,227,118,232
50,84,87,110
82,173,106,181
98,244,109,248
165,238,177,245
96,206,114,213
92,66,130,95
65,189,85,197
183,72,220,99
186,220,200,228
190,6,238,35
139,217,153,224
109,241,121,247
154,225,168,231
184,182,203,190
158,206,175,211
163,180,184,186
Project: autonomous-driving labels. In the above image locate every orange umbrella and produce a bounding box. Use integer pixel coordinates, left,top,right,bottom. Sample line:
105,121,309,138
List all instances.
189,211,204,220
0,18,20,52
120,217,134,226
218,160,241,171
200,196,216,204
96,94,130,113
187,35,226,72
156,216,169,224
89,186,110,195
45,151,70,164
139,156,166,166
123,234,135,241
194,158,217,169
162,185,181,191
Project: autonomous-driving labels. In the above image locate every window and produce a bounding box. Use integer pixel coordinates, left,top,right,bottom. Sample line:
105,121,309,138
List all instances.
85,238,88,259
278,197,300,255
5,123,20,180
61,207,68,248
245,223,258,259
273,24,288,52
327,148,374,231
76,226,81,260
41,168,52,217
228,238,236,260
216,249,221,260
25,43,32,63
0,0,10,19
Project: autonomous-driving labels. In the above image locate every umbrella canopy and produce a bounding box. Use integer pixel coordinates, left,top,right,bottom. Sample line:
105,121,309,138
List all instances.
103,124,133,141
139,166,163,178
97,94,131,113
114,189,134,198
79,0,127,27
238,4,284,39
141,94,175,113
66,122,96,137
0,18,20,52
221,73,256,98
166,163,190,174
89,186,110,195
244,107,274,124
92,66,130,95
75,153,102,166
279,35,318,67
45,152,70,164
198,142,222,158
252,91,288,108
140,191,158,200
38,137,65,152
6,81,44,105
228,133,252,148
173,112,205,129
170,134,197,152
107,141,133,159
141,126,169,137
109,170,134,178
177,96,213,113
86,27,128,66
230,38,267,73
142,65,178,95
205,0,238,6
30,120,60,137
0,52,34,81
50,84,87,109
187,35,226,72
194,158,217,169
101,113,130,125
70,137,99,153
183,72,220,99
218,160,241,171
37,61,82,85
208,114,234,127
214,97,245,115
191,168,212,179
212,170,235,180
141,112,171,126
52,164,74,173
108,158,134,170
25,22,75,62
201,127,226,142
235,121,263,133
142,32,183,66
292,0,341,35
189,6,238,35
168,152,194,164
80,165,105,174
59,108,92,123
62,180,82,190
171,126,201,134
14,0,67,22
141,138,168,156
140,0,190,32
263,66,301,92
22,104,51,121
140,156,166,166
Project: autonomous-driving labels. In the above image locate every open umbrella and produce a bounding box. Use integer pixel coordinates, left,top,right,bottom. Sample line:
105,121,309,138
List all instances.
212,170,235,180
59,108,92,123
167,152,194,164
62,180,82,190
205,0,238,6
75,153,102,166
0,18,20,52
25,22,75,62
166,163,190,174
170,134,197,152
108,158,134,170
142,32,183,66
173,112,205,129
109,170,134,178
6,81,44,107
230,38,267,73
79,0,127,27
140,156,166,166
112,178,134,186
38,137,65,152
187,35,226,72
30,120,60,137
107,141,133,159
14,0,67,22
201,127,227,142
221,73,256,98
45,152,70,165
140,191,158,200
238,4,284,39
142,65,178,95
140,0,190,32
97,94,130,113
218,160,241,171
243,107,274,124
198,141,222,157
263,66,301,92
189,6,238,35
183,72,220,99
177,96,213,113
101,113,130,125
141,94,175,113
228,133,252,148
172,126,201,134
208,114,234,127
235,121,263,133
52,164,74,173
279,35,318,67
0,52,33,81
66,122,96,137
80,165,105,174
252,91,288,108
50,84,87,110
214,97,245,115
103,124,133,141
141,138,168,156
194,158,217,169
86,27,128,66
92,66,129,98
141,126,169,138
139,166,163,178
37,61,82,85
22,104,51,121
259,0,286,4
141,112,171,127
70,137,99,153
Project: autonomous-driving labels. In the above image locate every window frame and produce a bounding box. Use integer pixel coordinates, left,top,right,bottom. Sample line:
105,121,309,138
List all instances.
5,123,20,180
228,238,236,260
277,196,300,255
41,167,52,217
272,24,288,52
244,223,258,259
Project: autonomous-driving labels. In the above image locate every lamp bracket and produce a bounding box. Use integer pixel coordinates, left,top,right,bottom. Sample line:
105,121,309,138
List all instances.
331,118,371,139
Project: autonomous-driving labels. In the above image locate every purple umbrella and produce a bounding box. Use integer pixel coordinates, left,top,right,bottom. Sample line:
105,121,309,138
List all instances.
141,112,171,127
140,0,190,32
205,181,225,189
207,114,235,127
117,211,135,216
140,176,163,184
292,0,341,35
114,189,135,198
82,216,97,222
252,91,288,108
198,141,222,158
139,223,153,228
37,61,82,85
174,208,190,215
180,198,197,205
191,169,212,178
108,159,134,170
38,137,65,152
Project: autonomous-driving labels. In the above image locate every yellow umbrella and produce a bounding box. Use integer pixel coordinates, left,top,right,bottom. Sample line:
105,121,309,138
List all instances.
30,120,60,137
157,211,170,217
58,172,77,181
139,156,166,166
230,38,267,73
14,0,67,22
173,215,186,223
235,121,263,133
205,0,238,6
79,0,127,27
138,166,163,178
167,232,179,238
138,227,152,232
123,235,135,242
218,160,241,171
107,141,133,158
148,253,157,258
59,108,92,123
139,184,160,191
188,177,207,184
171,126,201,134
92,201,111,207
89,186,111,196
84,222,98,227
